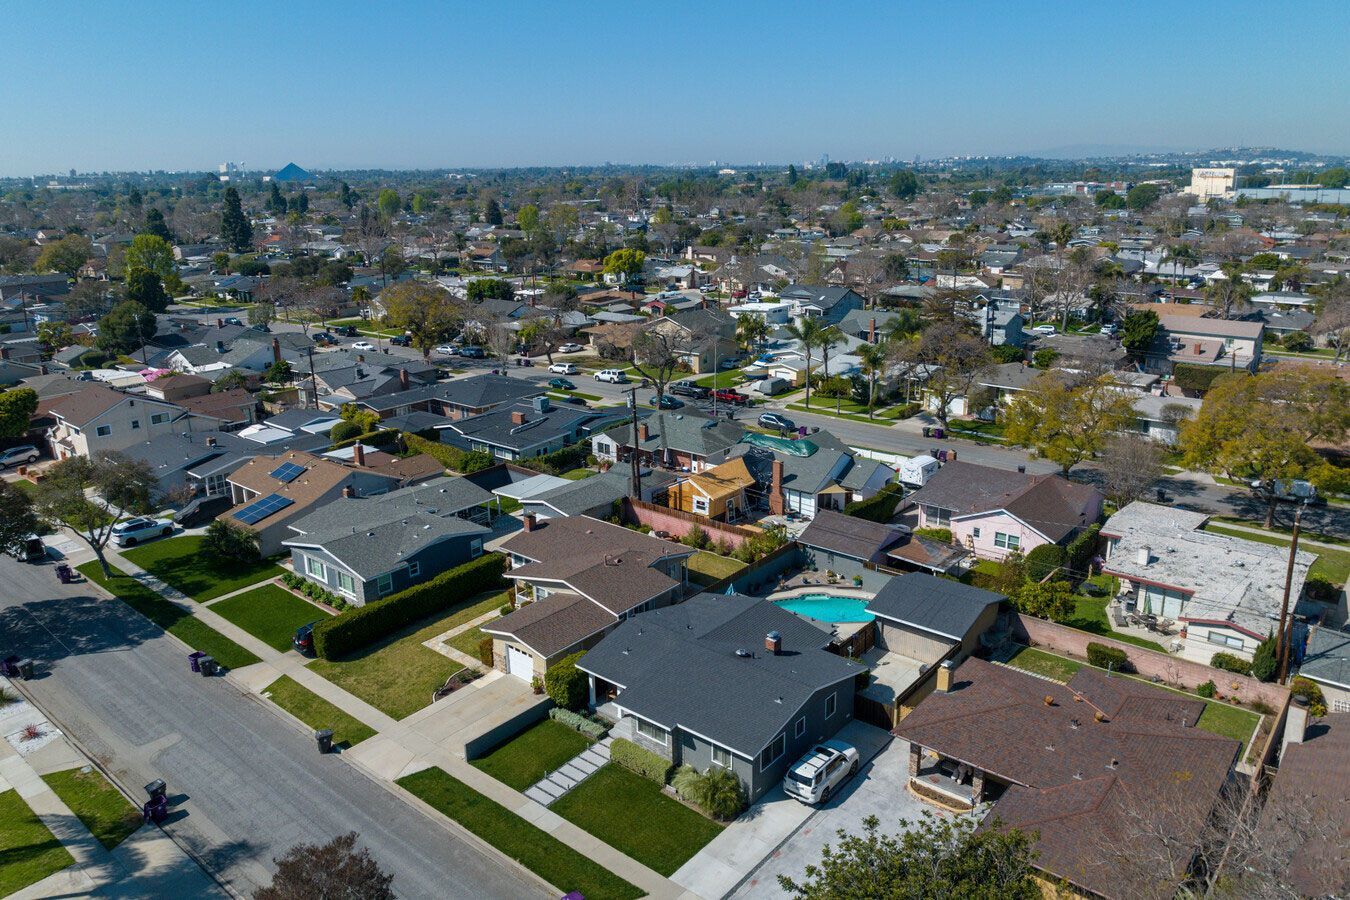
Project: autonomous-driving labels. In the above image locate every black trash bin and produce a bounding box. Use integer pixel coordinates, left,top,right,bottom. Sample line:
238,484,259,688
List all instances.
922,425,931,438
315,729,334,754
145,778,166,801
198,656,217,676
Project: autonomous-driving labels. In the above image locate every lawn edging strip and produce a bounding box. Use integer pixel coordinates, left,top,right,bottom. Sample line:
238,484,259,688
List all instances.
261,675,376,749
395,767,643,900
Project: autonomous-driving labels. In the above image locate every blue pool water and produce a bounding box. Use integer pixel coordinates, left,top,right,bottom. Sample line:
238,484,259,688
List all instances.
773,594,875,623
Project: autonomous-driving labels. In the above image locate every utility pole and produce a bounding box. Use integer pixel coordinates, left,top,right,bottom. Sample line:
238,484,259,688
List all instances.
1275,501,1304,684
307,345,317,410
628,386,641,498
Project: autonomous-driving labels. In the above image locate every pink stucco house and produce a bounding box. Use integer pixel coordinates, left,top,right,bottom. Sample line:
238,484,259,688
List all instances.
906,461,1103,561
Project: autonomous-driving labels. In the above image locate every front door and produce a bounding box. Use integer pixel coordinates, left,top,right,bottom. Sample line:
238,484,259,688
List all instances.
505,644,535,681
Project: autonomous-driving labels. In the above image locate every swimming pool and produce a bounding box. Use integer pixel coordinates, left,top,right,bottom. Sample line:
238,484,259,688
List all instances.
773,594,875,623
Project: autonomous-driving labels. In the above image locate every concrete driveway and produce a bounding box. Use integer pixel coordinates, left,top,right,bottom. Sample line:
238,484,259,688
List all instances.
729,735,930,900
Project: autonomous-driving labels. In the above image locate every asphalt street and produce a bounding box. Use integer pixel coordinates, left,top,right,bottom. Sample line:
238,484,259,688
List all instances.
0,553,545,899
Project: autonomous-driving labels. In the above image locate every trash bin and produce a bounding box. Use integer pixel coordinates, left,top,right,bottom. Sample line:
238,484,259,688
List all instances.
188,651,206,673
933,427,945,439
2,656,18,678
17,659,34,680
315,729,334,754
198,656,217,676
143,796,168,824
145,779,166,801
922,426,931,438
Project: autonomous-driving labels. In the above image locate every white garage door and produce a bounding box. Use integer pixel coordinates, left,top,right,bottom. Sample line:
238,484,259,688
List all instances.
506,645,535,681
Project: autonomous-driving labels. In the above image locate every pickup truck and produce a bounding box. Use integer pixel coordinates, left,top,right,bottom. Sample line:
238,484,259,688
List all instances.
711,388,750,406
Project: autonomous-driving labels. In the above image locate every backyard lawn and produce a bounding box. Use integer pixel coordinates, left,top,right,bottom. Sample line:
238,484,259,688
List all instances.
688,550,747,587
552,764,724,877
0,789,75,896
1061,594,1168,653
262,676,376,749
78,563,261,670
210,584,327,653
471,719,592,791
1203,523,1350,586
121,535,284,602
396,768,642,900
561,469,596,480
1003,645,1083,682
308,591,503,719
41,768,141,851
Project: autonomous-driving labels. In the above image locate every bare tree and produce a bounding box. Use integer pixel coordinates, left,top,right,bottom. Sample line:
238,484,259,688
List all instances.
898,320,991,426
631,322,705,404
254,832,393,900
1098,434,1165,506
1312,277,1350,364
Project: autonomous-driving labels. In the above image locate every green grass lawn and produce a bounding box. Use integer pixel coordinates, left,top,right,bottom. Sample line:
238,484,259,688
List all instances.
1203,523,1349,586
396,768,642,900
471,720,593,791
561,468,597,480
1060,594,1168,653
0,788,75,895
1210,515,1346,547
688,550,748,587
447,614,498,659
785,401,902,425
692,370,749,389
1004,645,1083,682
121,536,284,602
308,591,504,719
209,584,327,652
41,768,141,851
78,563,261,670
262,675,376,748
552,764,724,877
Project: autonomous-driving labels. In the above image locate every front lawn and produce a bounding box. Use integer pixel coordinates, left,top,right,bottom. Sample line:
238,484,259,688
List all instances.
41,768,141,851
552,763,724,877
0,788,75,896
262,676,376,749
447,614,498,659
121,536,284,602
210,584,327,653
308,591,503,719
688,550,748,587
472,719,592,791
396,768,642,900
78,563,261,670
692,370,749,389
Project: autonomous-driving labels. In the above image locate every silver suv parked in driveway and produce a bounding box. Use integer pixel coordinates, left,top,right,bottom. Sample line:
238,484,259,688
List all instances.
783,740,860,805
0,445,39,469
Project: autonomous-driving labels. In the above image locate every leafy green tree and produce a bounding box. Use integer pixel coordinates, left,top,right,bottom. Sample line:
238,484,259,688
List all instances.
1125,182,1163,211
125,234,176,281
0,387,38,438
96,301,156,356
787,164,799,185
1094,189,1126,209
125,266,170,313
1012,579,1075,621
483,197,503,226
1120,309,1159,361
603,248,645,282
202,519,260,563
543,651,587,711
268,182,287,216
36,321,74,352
263,360,292,384
831,201,863,236
889,169,919,200
221,187,253,252
338,181,356,209
380,282,463,359
0,479,40,557
35,234,91,277
516,203,540,232
882,253,910,281
377,189,400,220
212,370,248,393
33,452,155,577
1315,166,1348,189
1003,372,1137,474
466,279,515,302
1250,634,1278,682
780,812,1038,900
143,207,174,243
857,344,889,419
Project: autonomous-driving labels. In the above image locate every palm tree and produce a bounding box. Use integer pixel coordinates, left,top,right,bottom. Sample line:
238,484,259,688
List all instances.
785,316,824,408
857,343,888,419
816,325,844,412
736,313,768,357
883,308,924,342
1163,244,1198,281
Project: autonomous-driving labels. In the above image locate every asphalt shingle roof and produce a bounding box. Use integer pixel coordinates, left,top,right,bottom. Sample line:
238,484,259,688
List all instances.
906,461,1100,542
865,572,1003,641
285,513,487,580
798,509,904,562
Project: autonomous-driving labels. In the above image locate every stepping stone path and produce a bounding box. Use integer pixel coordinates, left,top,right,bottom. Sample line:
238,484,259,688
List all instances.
523,736,612,806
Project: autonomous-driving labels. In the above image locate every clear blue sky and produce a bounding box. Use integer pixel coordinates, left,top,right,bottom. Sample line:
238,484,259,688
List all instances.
6,0,1348,176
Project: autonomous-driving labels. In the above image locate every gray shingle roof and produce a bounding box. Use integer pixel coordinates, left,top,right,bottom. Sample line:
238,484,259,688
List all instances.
521,470,630,517
1295,625,1350,692
798,509,904,561
285,512,487,580
286,475,491,536
866,573,1003,641
600,411,745,458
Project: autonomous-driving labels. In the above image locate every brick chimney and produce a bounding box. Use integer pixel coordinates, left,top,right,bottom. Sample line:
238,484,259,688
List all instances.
522,513,538,532
869,317,877,343
352,443,366,467
768,459,785,515
511,410,527,425
271,337,281,364
638,422,649,442
342,484,356,498
936,659,955,693
399,367,410,390
765,631,781,655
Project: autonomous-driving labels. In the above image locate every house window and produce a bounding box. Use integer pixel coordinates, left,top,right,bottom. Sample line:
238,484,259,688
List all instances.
760,733,787,772
636,719,668,746
1206,631,1245,649
95,425,112,437
130,419,141,430
470,538,483,558
535,586,549,600
336,571,356,595
376,573,394,596
994,532,1020,551
972,527,981,539
408,561,421,578
151,413,168,425
306,556,325,579
825,693,837,719
794,717,806,738
692,496,710,515
711,745,732,768
923,505,951,527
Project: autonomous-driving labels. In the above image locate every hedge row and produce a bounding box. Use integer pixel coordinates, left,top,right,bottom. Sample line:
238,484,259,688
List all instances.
518,441,591,477
1173,363,1228,394
1210,652,1251,676
1065,524,1100,579
313,553,507,659
401,432,494,474
1086,642,1128,671
610,737,674,784
843,482,905,523
549,708,609,740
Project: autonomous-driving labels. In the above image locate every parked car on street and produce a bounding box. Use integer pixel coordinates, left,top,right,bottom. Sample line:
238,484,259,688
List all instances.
312,332,337,345
1032,324,1057,335
434,345,456,355
558,343,584,353
351,340,375,351
224,317,243,326
334,325,359,337
783,740,860,805
759,412,796,432
390,334,412,347
712,388,750,406
669,380,709,399
111,516,175,547
0,445,40,469
594,369,630,384
548,362,579,375
458,345,485,358
718,357,742,370
548,377,575,390
648,394,683,409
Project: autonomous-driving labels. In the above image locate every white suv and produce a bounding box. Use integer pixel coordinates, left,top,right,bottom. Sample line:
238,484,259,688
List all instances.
783,740,860,805
593,369,629,384
111,517,175,547
0,445,39,469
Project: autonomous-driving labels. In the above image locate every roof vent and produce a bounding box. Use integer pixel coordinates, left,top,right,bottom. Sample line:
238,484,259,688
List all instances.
1107,758,1118,770
1073,771,1083,781
734,648,752,658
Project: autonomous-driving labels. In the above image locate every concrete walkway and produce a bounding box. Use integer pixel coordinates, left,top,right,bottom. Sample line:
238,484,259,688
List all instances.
523,736,611,806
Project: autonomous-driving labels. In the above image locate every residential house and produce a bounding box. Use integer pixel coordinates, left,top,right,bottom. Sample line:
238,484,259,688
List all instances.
517,469,653,521
778,285,864,326
895,657,1238,899
438,395,626,462
643,307,735,374
485,515,694,679
1295,625,1350,714
350,374,544,422
906,461,1103,561
1147,315,1264,374
665,456,756,522
43,384,212,459
728,430,894,518
592,411,746,473
577,592,865,802
796,510,909,591
1100,501,1317,663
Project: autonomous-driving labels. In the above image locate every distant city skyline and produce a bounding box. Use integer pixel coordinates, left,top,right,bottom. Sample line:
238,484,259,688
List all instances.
5,0,1349,177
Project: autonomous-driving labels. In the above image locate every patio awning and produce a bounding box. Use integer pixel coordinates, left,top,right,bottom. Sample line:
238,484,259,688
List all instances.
494,472,571,501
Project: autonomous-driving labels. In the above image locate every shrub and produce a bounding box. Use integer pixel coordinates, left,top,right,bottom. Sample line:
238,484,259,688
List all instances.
913,527,953,543
1289,677,1328,716
610,737,673,784
1197,680,1217,698
671,765,747,820
1282,331,1314,352
1065,524,1100,577
477,636,494,667
990,344,1024,363
1024,544,1067,583
313,553,506,659
1086,642,1128,671
329,420,363,444
1013,580,1075,621
202,519,261,563
682,524,709,550
1172,363,1226,394
1210,652,1251,676
518,441,590,477
843,482,905,523
544,651,587,712
1250,635,1278,682
1032,348,1059,370
1305,574,1339,603
549,708,608,740
401,432,495,474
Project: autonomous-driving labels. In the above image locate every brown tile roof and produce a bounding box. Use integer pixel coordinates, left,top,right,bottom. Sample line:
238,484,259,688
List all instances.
896,657,1237,899
482,592,616,657
46,384,178,427
1261,713,1350,896
906,461,1100,542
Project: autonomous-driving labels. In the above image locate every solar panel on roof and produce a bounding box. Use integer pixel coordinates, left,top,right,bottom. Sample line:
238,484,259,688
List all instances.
269,462,306,483
234,493,294,525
